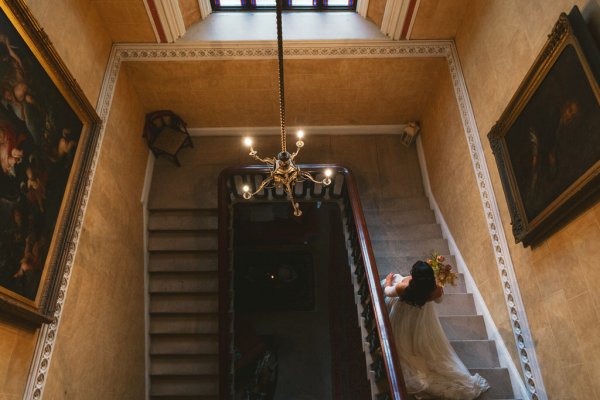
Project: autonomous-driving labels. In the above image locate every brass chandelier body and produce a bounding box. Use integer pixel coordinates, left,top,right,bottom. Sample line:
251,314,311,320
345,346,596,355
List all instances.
242,0,331,216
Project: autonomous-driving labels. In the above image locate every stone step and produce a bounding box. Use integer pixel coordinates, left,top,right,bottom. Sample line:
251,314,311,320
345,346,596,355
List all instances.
150,314,218,334
470,368,514,399
434,293,476,316
441,274,466,294
150,334,218,355
149,251,218,272
371,238,449,257
149,208,218,231
150,354,219,375
375,254,457,276
150,293,218,314
150,375,218,396
363,196,431,212
149,271,218,294
451,340,500,368
368,223,441,241
439,315,488,340
364,209,436,227
148,231,218,252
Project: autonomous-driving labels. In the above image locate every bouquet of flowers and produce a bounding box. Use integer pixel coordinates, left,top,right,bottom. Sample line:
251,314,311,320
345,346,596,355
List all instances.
426,252,458,286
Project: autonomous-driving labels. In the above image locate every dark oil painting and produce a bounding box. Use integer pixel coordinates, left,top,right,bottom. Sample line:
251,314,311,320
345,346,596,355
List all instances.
505,44,600,222
0,8,82,302
488,7,600,246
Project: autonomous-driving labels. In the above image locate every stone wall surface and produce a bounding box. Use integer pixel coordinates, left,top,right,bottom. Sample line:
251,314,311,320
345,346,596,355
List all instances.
366,0,386,28
420,0,600,398
179,0,202,29
42,66,148,400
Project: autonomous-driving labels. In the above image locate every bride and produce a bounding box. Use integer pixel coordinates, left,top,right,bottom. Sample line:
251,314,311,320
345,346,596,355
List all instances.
382,261,490,399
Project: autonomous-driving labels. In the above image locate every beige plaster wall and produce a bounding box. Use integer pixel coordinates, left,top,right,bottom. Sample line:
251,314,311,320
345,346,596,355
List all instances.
43,66,148,400
179,0,202,29
24,0,112,108
409,0,470,39
91,0,156,43
1,1,148,399
421,0,600,398
124,57,447,127
366,0,386,28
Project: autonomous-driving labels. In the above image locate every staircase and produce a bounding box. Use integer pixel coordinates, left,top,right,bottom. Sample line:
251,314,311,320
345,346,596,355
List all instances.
364,195,517,399
147,208,220,399
144,133,521,399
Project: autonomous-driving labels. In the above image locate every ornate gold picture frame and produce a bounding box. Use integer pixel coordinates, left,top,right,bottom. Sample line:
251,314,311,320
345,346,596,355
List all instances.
0,0,100,323
488,7,600,247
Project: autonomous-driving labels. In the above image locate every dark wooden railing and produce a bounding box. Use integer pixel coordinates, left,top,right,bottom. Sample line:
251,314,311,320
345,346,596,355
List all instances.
218,165,408,399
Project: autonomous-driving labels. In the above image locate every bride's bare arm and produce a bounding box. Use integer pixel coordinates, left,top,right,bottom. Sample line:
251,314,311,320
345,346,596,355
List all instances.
431,285,444,303
383,273,402,297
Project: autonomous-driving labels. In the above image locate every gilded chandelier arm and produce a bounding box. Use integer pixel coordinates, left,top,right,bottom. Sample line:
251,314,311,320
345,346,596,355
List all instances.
290,142,302,159
243,175,274,199
249,148,275,165
298,170,321,184
284,181,302,217
299,170,327,185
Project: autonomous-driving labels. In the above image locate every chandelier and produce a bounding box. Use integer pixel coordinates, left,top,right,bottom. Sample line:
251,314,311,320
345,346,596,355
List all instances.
241,0,332,217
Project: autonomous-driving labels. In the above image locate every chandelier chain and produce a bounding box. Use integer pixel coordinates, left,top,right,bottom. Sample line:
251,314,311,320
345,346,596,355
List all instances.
242,0,332,216
276,0,286,153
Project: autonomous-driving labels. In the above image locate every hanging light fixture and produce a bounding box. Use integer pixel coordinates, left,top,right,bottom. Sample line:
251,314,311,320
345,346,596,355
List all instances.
241,0,332,217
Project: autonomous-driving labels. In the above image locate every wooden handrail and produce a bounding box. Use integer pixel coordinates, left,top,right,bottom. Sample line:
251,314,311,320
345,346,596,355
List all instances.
217,165,408,399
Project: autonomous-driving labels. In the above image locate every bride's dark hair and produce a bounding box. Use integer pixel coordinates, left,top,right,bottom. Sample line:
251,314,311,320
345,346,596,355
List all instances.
400,261,437,307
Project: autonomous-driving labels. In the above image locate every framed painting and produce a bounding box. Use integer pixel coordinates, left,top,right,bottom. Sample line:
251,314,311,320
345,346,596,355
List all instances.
0,0,100,323
488,6,600,247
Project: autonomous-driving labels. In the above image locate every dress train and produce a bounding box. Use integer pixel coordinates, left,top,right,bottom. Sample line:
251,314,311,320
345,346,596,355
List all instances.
383,274,490,400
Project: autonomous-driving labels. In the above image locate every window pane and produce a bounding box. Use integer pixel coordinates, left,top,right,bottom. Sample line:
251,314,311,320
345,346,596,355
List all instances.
255,0,277,6
216,0,243,6
326,0,351,5
290,0,315,6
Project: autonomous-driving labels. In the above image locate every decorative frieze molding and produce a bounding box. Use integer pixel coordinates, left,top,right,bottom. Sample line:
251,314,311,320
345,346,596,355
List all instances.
24,39,545,400
114,39,451,60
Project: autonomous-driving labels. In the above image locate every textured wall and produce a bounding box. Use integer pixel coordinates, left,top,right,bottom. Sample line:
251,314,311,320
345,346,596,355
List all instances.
178,0,202,29
90,0,156,43
420,0,600,398
1,1,148,399
123,57,447,127
366,0,386,28
43,66,148,400
409,0,470,39
24,0,112,107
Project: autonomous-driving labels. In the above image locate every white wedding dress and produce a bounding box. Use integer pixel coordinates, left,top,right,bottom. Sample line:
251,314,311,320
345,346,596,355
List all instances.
382,274,490,400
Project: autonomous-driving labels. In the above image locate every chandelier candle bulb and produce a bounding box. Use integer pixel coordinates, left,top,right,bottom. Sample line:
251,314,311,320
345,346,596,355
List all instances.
242,185,252,199
323,168,333,186
243,137,253,147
